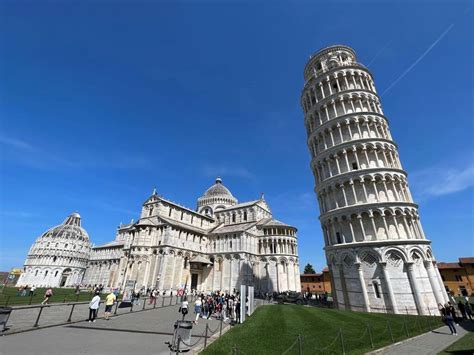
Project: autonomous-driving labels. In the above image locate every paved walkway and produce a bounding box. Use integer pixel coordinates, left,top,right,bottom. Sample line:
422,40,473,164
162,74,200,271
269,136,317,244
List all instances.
369,320,474,355
0,302,231,355
2,295,181,334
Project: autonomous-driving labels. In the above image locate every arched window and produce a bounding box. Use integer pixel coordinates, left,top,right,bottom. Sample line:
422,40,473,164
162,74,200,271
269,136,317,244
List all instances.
53,256,57,262
44,271,48,277
232,214,236,223
55,271,58,277
35,270,38,276
243,212,247,221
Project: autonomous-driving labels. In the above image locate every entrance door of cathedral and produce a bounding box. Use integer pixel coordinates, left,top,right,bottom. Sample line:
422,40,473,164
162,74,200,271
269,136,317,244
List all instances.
191,273,198,290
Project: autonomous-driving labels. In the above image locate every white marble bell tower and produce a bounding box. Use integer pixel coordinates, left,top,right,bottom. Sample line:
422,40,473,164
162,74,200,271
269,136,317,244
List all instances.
301,45,448,315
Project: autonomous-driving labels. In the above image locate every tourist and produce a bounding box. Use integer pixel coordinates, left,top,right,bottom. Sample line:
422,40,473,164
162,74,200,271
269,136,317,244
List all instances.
441,304,457,335
21,285,28,297
104,290,116,320
464,301,473,321
30,285,36,296
235,298,241,324
193,297,202,324
149,289,157,305
446,302,459,325
88,291,101,322
457,301,467,320
41,288,53,305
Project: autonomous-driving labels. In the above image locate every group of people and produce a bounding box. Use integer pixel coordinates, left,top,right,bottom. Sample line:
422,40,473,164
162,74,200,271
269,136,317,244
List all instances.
87,290,117,322
438,299,473,336
184,291,242,325
16,285,36,297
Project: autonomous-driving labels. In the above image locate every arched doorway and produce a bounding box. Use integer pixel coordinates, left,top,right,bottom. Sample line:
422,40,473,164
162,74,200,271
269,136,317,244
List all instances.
60,268,72,287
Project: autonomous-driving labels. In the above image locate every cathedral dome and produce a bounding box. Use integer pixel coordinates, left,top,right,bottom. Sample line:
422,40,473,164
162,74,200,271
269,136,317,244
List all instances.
16,212,92,288
202,177,235,198
197,177,238,216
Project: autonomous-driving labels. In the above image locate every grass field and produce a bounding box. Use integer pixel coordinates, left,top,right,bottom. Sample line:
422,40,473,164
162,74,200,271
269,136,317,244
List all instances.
0,286,105,306
201,304,444,355
439,329,474,354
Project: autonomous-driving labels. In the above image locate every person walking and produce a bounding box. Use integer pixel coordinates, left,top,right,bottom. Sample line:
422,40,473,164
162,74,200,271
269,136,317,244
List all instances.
447,302,459,325
457,300,467,320
464,301,473,321
441,303,457,335
29,286,36,297
88,291,101,322
193,297,202,324
235,298,241,324
41,288,53,305
104,291,116,320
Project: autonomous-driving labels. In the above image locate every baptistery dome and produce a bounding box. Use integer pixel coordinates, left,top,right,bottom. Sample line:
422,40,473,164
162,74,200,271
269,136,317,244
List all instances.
16,213,92,287
197,177,237,216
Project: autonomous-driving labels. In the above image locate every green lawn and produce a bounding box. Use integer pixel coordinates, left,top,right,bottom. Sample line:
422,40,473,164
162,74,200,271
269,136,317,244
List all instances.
0,286,105,306
439,330,474,354
201,305,444,355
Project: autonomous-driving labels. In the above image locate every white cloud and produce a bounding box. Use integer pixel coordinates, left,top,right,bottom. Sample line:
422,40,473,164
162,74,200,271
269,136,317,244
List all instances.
410,161,474,198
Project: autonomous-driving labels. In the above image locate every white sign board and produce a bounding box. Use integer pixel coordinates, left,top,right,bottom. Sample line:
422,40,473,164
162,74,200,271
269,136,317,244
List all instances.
248,286,254,316
240,284,246,323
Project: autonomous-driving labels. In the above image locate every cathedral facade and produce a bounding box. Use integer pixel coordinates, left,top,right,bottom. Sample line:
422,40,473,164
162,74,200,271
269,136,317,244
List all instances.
81,177,301,294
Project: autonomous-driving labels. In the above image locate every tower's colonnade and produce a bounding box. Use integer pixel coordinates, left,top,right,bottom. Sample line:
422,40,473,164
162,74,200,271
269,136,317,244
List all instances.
301,45,448,315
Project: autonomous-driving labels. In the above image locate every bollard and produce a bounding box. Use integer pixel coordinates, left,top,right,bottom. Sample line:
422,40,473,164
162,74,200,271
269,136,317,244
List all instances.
367,324,374,349
339,328,345,355
416,316,422,333
130,302,134,312
404,319,409,337
387,321,394,343
298,334,304,355
29,294,33,305
5,296,10,307
175,335,180,355
153,298,156,309
169,297,172,306
142,299,146,310
204,324,209,348
67,304,76,322
34,306,44,327
114,301,119,315
76,294,80,302
162,296,165,307
219,316,223,336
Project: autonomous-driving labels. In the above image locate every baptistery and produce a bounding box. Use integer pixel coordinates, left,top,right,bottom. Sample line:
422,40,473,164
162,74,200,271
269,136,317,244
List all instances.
16,212,92,287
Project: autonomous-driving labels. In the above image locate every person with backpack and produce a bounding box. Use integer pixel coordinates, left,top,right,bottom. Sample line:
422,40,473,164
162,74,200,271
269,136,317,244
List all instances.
441,303,457,335
193,297,202,324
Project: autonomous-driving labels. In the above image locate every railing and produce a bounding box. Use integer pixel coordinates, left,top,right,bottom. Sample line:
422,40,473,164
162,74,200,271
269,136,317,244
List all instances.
1,294,196,334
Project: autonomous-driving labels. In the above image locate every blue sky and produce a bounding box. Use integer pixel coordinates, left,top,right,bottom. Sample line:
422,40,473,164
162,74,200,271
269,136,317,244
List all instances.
1,1,472,272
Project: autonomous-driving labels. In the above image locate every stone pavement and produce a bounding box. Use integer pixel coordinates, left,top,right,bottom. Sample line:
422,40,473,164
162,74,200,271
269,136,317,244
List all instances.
2,295,182,334
369,320,474,355
0,299,231,355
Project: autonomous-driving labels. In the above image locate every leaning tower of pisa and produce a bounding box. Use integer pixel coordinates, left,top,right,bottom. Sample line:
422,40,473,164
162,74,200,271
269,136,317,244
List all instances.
301,45,448,315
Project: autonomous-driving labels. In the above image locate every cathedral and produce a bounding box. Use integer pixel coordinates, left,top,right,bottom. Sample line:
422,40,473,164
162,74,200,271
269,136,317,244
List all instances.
18,178,301,294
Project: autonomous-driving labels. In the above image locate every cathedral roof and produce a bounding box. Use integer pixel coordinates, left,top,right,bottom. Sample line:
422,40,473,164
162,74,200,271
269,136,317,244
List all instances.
257,218,296,230
202,177,235,198
210,221,258,234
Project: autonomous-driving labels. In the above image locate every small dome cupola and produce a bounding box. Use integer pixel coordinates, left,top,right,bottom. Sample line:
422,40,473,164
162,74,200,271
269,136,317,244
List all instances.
197,177,238,216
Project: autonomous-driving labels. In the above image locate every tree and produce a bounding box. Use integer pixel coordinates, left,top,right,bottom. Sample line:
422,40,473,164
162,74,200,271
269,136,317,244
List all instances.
304,263,315,274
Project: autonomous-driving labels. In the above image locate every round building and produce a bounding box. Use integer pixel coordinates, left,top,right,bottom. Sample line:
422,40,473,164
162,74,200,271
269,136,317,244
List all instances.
16,213,92,287
301,45,448,315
